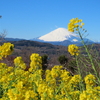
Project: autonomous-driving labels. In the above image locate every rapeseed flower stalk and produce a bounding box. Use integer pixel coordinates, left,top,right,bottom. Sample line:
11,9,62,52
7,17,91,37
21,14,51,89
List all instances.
68,18,100,85
68,44,83,91
29,53,42,72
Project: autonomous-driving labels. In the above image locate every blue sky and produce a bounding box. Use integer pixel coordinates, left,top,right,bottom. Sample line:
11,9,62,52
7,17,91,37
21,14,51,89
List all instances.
0,0,100,42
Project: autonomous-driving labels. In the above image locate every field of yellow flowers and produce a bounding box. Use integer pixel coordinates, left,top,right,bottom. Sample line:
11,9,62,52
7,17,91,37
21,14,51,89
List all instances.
0,18,100,100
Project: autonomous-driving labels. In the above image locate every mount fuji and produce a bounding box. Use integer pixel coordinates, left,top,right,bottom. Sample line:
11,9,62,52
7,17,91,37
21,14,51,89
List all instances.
31,28,94,46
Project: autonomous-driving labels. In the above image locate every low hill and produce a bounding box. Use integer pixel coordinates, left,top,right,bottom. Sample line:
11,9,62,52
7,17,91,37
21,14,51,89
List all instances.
3,40,70,67
1,40,100,69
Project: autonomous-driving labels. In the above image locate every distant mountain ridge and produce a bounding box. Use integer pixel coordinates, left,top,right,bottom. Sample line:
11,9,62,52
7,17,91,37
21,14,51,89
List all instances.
5,37,26,41
3,28,95,46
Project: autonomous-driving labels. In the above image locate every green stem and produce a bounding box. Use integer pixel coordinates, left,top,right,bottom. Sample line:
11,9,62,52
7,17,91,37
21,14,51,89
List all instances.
76,56,85,91
78,31,100,84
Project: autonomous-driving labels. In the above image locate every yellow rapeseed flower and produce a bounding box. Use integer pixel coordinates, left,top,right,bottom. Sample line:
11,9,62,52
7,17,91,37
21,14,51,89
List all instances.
84,74,96,87
14,56,26,69
0,42,14,59
29,53,42,70
68,18,84,32
68,44,80,56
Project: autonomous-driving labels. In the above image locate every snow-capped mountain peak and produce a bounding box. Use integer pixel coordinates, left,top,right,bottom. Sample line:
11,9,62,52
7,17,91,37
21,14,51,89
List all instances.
38,28,78,42
30,27,94,46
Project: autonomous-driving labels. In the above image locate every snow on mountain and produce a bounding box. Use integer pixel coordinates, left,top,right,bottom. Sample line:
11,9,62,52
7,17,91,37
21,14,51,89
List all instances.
38,28,79,42
72,39,78,42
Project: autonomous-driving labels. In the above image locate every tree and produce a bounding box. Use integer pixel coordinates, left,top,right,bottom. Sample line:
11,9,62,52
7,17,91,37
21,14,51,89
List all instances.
41,55,48,70
58,55,68,65
67,59,77,74
0,16,7,43
0,30,7,43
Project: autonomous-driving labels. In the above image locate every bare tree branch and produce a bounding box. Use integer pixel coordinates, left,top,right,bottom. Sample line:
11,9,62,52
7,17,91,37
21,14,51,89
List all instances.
0,30,7,43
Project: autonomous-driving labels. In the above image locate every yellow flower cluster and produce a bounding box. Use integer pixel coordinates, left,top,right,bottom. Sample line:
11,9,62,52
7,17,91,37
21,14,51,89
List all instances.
68,44,79,56
84,74,96,89
68,18,84,32
0,42,14,59
0,59,100,100
14,56,26,70
29,53,42,72
80,86,100,100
